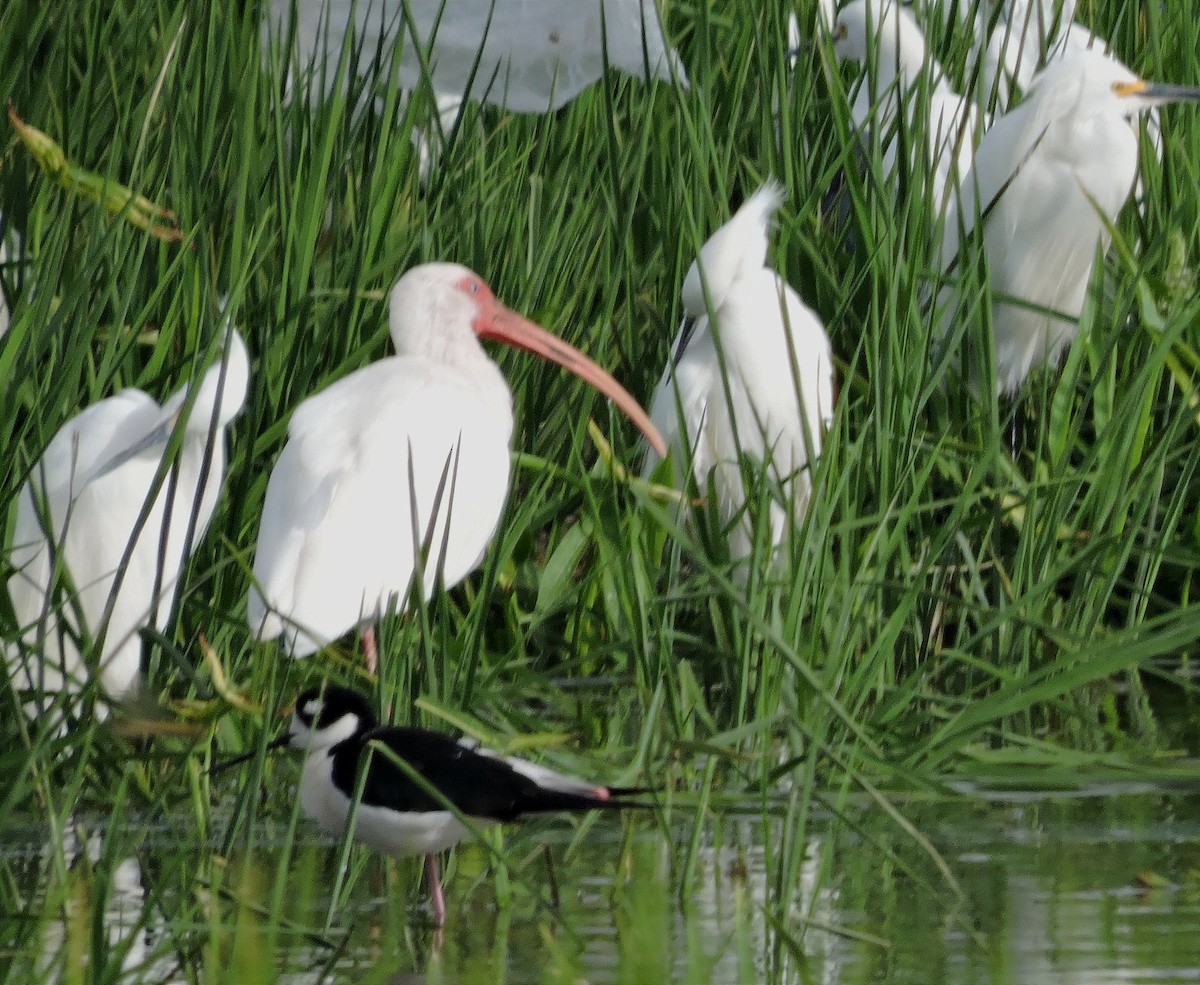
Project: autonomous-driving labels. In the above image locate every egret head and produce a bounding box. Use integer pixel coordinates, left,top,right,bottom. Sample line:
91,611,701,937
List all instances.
206,330,250,428
681,182,785,318
158,327,250,435
832,0,930,82
1111,77,1200,113
1028,47,1200,118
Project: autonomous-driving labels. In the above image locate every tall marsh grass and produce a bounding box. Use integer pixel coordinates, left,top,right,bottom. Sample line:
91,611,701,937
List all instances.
2,0,1200,980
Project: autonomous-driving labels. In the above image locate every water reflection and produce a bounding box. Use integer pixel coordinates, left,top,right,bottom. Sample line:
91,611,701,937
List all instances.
18,828,175,983
2,793,1200,983
839,794,1200,985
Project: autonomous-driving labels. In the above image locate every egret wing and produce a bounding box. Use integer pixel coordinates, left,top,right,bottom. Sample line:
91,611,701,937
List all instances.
8,389,174,701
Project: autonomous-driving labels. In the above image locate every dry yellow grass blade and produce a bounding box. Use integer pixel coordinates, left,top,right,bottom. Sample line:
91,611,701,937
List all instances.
8,103,184,242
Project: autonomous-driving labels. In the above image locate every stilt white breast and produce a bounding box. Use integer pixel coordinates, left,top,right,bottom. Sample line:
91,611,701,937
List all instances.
226,684,652,925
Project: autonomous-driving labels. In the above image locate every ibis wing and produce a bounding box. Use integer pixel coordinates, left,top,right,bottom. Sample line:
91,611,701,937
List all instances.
273,0,685,111
247,358,512,655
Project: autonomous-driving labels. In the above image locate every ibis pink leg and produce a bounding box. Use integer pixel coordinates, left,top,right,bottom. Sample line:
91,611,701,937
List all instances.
425,852,446,926
362,628,379,675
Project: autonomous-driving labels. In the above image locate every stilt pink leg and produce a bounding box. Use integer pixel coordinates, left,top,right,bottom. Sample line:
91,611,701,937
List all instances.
362,627,378,676
425,852,446,926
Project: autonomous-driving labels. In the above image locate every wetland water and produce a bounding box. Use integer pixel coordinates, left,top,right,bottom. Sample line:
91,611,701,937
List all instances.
5,788,1199,983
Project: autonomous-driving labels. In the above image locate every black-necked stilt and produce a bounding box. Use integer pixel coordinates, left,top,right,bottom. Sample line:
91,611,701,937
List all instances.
227,684,650,925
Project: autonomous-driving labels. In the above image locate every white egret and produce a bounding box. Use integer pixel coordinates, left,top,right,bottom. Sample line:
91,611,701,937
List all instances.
6,332,250,716
832,0,983,212
643,183,835,566
246,263,665,668
917,1,1162,210
937,48,1200,394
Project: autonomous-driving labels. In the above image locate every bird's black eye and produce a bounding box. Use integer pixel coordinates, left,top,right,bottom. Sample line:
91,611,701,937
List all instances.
470,280,480,294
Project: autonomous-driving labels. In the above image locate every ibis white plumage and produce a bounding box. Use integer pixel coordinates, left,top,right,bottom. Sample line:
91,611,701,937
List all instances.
643,184,835,566
6,331,250,715
937,48,1200,394
247,263,665,665
270,0,687,111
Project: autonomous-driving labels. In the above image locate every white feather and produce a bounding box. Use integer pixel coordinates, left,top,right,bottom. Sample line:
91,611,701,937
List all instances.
833,0,983,210
937,49,1175,393
269,0,687,111
247,357,512,655
645,186,835,566
7,333,249,712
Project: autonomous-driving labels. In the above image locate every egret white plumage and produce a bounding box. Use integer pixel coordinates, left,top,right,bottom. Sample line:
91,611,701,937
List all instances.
247,263,665,666
970,0,1082,109
6,331,250,716
937,48,1200,394
270,0,687,111
224,684,648,926
832,0,983,211
643,184,835,566
916,0,1162,204
0,216,13,341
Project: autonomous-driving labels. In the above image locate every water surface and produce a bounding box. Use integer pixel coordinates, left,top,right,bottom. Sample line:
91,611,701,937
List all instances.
4,787,1199,983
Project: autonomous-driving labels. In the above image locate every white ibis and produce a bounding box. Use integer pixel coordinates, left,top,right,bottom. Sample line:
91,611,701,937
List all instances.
269,0,688,111
937,48,1200,394
227,683,649,926
831,0,983,214
268,0,688,179
246,262,665,667
6,331,250,717
642,183,835,567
